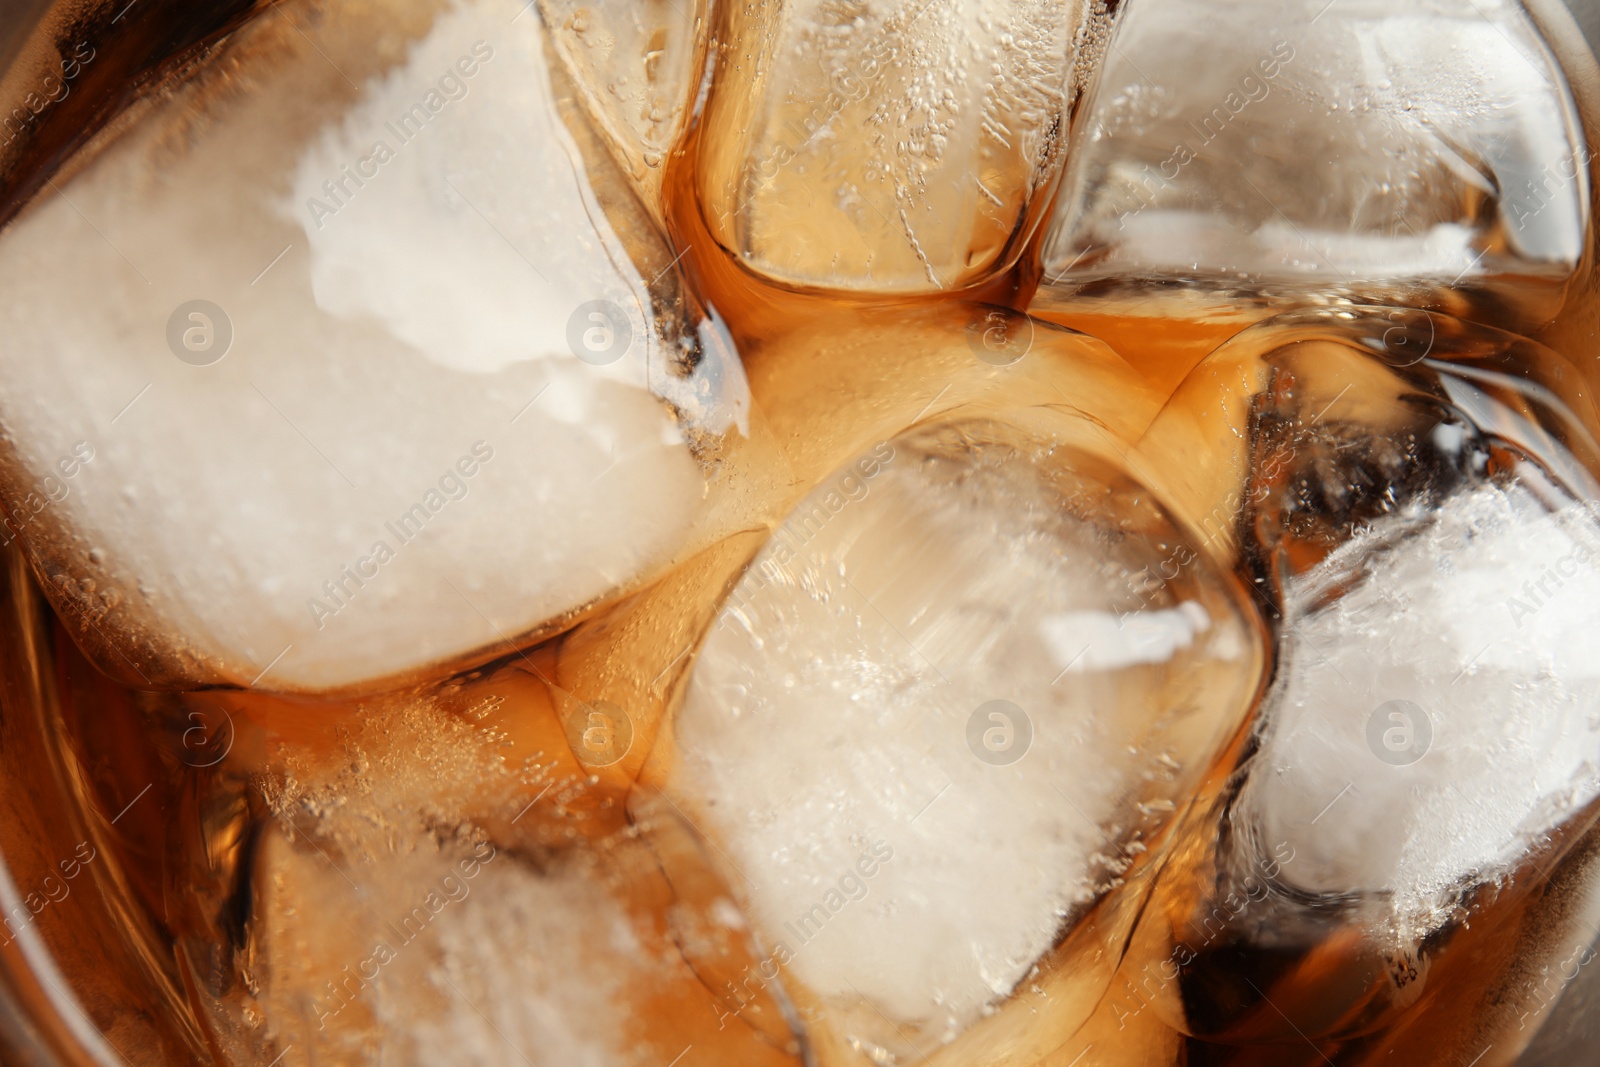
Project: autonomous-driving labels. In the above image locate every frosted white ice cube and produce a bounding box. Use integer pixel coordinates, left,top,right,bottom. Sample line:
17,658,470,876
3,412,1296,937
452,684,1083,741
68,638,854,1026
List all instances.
0,0,744,691
1243,478,1600,937
666,420,1255,1054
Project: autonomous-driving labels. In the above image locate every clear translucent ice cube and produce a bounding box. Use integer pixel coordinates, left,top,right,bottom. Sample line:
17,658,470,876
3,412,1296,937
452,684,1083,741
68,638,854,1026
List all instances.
694,0,1105,293
665,417,1261,1064
0,0,753,691
540,0,709,212
1037,0,1587,315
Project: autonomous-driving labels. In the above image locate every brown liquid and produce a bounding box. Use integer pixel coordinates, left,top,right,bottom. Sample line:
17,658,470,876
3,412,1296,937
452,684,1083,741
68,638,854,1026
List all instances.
2,1,1600,1065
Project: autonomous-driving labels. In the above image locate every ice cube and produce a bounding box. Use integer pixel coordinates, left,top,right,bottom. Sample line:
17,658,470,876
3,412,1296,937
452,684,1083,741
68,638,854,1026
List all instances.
172,680,806,1067
539,0,709,213
694,0,1108,293
0,0,753,692
664,417,1261,1063
1118,305,1600,1042
1237,314,1600,928
1036,0,1587,323
1245,481,1600,935
259,832,641,1067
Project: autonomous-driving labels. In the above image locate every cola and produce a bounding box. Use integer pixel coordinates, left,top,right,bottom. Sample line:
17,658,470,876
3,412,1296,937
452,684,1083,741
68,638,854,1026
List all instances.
0,1,1599,1066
